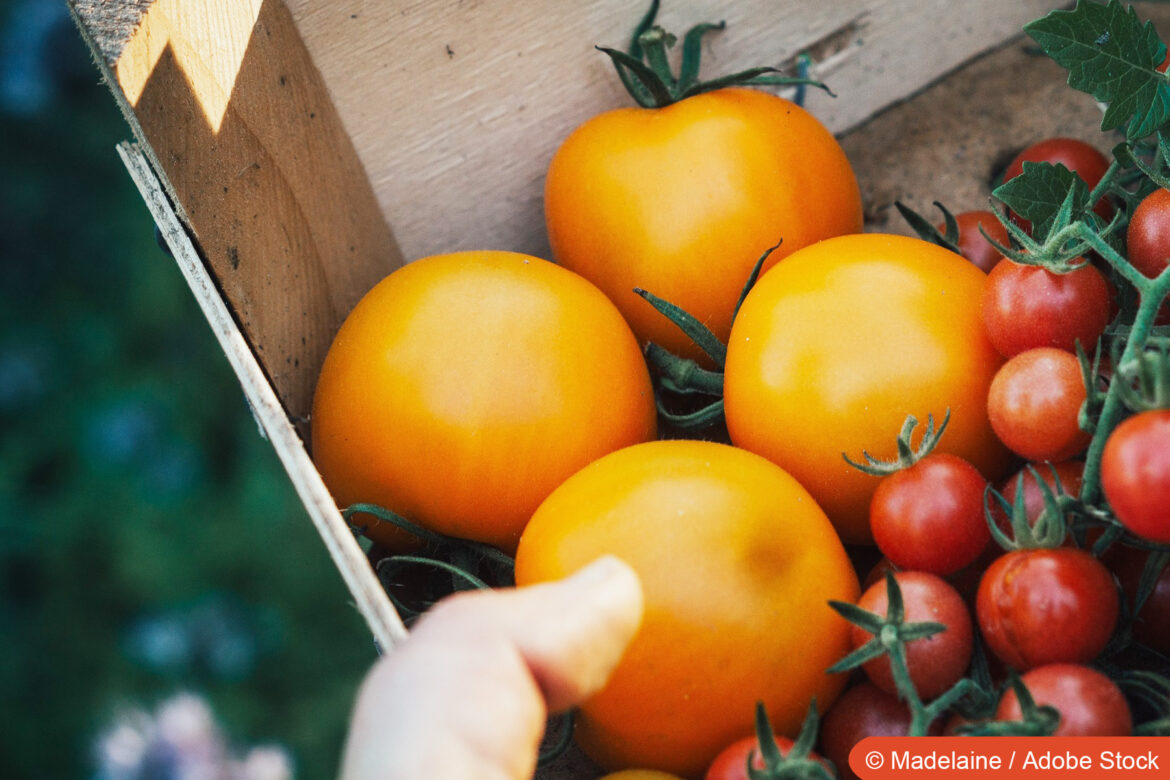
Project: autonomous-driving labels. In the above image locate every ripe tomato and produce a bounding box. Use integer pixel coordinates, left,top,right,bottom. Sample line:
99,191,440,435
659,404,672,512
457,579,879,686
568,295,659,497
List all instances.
941,210,1009,273
981,258,1111,357
1002,138,1113,228
311,251,656,552
976,548,1118,670
1101,409,1170,544
995,664,1132,736
852,572,973,700
987,348,1091,463
1126,188,1170,323
514,440,859,777
545,87,862,361
705,734,828,780
870,454,990,575
820,683,924,780
724,234,1009,543
1126,188,1170,280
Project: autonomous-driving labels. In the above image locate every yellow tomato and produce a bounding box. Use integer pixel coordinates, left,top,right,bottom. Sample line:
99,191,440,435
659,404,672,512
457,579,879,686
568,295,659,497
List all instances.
515,440,858,776
311,251,656,552
545,87,862,362
724,234,1010,544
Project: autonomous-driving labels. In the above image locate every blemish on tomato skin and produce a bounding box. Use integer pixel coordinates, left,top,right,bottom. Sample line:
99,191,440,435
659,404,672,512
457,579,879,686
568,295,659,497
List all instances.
991,553,1029,666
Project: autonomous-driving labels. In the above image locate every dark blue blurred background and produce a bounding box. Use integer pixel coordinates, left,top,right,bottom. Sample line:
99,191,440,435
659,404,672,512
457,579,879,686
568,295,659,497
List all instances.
1,0,374,775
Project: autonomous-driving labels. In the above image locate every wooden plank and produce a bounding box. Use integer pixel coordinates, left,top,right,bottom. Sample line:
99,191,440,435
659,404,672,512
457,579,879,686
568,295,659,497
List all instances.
116,141,408,653
69,0,402,426
285,0,1055,263
843,2,1170,237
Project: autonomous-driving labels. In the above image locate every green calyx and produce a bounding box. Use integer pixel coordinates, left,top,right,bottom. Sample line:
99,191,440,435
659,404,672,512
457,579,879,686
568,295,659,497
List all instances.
895,200,964,256
983,464,1073,552
988,165,1124,273
842,409,951,477
957,674,1060,737
636,241,777,430
828,571,983,737
746,701,833,780
601,0,831,109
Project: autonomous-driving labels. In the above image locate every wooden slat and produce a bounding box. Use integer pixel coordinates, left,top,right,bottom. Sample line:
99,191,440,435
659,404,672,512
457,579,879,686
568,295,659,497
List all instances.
285,0,1056,263
116,142,408,652
845,2,1170,235
69,0,401,426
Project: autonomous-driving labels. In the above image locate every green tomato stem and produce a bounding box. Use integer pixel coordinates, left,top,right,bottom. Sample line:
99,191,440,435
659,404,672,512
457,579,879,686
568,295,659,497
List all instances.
1070,225,1170,504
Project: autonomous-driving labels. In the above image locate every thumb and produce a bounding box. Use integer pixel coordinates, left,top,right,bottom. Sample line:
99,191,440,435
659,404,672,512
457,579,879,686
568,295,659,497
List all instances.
340,555,643,780
417,554,645,712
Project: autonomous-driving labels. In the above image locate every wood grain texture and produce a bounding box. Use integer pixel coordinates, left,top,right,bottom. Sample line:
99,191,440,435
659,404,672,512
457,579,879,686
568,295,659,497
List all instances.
116,142,408,653
70,0,402,426
843,2,1170,238
285,0,1055,263
69,0,152,63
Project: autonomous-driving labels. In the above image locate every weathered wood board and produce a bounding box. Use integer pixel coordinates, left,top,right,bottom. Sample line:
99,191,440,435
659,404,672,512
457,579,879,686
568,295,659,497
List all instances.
70,0,1056,424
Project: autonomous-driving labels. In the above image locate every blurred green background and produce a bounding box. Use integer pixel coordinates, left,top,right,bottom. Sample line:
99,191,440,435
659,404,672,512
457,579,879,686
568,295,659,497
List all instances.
0,0,375,776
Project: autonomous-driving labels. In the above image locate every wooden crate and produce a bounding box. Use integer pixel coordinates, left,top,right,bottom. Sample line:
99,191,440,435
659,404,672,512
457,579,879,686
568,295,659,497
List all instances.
67,0,1170,775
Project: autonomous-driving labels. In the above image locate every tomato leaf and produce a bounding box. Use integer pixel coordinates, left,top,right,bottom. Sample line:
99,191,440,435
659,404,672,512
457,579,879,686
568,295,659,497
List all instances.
1025,0,1170,139
992,161,1091,241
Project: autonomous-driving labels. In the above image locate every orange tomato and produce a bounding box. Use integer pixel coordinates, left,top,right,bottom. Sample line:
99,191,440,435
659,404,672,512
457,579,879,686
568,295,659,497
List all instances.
545,87,862,362
515,440,859,777
724,234,1010,544
311,251,656,552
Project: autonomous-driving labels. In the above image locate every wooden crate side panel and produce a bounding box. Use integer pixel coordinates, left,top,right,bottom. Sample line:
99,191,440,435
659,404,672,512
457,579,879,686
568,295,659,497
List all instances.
70,0,402,425
286,0,1056,264
116,143,407,651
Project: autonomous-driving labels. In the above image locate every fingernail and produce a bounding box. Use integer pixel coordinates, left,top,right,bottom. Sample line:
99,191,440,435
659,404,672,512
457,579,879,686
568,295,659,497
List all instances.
565,555,631,588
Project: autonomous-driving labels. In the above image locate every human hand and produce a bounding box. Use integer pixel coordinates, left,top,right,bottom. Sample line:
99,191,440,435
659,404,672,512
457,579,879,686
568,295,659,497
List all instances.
339,555,644,780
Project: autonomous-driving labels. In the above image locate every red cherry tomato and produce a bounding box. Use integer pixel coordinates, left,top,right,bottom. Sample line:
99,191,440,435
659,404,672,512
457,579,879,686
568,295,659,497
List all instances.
705,735,789,780
820,683,941,780
982,258,1111,358
1002,138,1113,229
995,664,1132,736
820,683,913,780
976,548,1119,670
1126,188,1170,279
1126,188,1170,324
870,454,990,575
987,348,1091,462
1101,409,1170,544
704,734,828,780
852,572,973,700
940,210,1009,273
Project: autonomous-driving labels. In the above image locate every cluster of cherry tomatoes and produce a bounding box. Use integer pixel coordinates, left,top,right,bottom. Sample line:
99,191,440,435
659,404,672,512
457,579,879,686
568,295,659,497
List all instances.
309,3,1170,778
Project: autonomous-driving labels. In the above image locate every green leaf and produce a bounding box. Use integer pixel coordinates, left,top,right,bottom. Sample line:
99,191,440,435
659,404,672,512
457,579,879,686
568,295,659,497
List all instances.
1025,0,1170,139
992,161,1091,241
